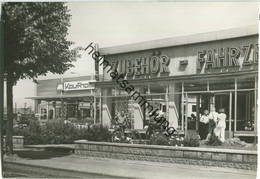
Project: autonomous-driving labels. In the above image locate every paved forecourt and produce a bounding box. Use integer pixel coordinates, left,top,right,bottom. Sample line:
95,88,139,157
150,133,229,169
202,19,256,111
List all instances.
4,154,257,179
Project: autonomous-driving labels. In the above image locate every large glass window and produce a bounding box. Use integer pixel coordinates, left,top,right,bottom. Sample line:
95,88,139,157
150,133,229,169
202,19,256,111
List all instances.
209,79,234,90
111,96,133,129
214,93,235,131
184,81,207,92
236,91,255,131
185,94,199,130
236,76,256,131
94,98,101,124
40,108,47,119
145,94,166,126
67,103,77,118
39,101,47,120
150,83,167,94
237,77,255,89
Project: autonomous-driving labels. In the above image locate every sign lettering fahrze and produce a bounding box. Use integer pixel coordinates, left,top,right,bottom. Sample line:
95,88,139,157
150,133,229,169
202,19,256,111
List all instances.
63,81,94,91
197,44,258,71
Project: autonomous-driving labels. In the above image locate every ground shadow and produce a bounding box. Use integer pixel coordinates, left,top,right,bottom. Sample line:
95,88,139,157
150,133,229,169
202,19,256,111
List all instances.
14,148,73,160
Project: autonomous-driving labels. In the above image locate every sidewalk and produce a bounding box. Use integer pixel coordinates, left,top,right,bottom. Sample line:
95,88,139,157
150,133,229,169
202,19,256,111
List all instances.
4,154,257,179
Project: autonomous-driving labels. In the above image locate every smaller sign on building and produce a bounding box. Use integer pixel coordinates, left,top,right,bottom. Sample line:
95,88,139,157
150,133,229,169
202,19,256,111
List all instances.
63,81,95,91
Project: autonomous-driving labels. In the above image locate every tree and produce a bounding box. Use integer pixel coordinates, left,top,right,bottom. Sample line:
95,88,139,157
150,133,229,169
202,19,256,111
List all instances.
2,2,79,154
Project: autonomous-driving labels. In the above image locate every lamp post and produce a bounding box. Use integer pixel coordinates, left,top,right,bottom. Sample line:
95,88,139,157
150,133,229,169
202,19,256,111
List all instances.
0,6,5,166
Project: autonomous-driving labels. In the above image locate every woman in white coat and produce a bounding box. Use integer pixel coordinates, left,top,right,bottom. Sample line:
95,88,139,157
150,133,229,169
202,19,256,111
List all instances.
214,108,226,142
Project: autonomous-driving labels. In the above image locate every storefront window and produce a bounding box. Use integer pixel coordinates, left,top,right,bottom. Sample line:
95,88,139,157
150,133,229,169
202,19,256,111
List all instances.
209,79,235,90
172,93,182,131
184,81,207,92
237,77,255,89
40,108,47,119
39,101,47,120
236,91,255,131
215,93,235,131
145,94,166,126
150,84,167,94
235,76,256,131
184,94,198,130
94,99,101,124
111,96,133,129
67,103,77,118
184,92,236,132
56,107,62,118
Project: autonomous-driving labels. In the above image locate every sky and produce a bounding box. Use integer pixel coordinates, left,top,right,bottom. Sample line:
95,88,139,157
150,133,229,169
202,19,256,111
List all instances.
8,2,259,109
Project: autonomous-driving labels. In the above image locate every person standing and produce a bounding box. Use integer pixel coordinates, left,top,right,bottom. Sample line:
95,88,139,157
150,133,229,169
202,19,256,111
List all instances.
206,107,218,141
215,108,226,142
118,111,125,124
199,109,209,140
209,107,218,123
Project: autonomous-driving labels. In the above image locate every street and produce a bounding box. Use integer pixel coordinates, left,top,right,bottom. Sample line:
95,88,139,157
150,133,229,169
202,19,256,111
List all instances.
3,154,257,179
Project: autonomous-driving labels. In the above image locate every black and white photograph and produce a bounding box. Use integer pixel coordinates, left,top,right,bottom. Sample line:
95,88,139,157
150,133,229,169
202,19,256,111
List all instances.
0,1,259,178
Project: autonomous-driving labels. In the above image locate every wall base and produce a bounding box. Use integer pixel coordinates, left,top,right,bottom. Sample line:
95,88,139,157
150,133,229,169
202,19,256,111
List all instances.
74,140,257,170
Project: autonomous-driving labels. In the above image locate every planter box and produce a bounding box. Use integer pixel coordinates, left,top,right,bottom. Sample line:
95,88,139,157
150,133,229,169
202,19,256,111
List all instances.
3,136,24,149
74,140,257,170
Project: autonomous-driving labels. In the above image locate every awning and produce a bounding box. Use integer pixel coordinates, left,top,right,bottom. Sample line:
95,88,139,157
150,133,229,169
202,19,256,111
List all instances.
93,70,258,87
25,94,95,101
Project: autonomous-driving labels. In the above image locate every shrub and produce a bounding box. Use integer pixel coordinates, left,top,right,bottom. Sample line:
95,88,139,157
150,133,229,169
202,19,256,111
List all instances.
86,124,111,142
149,133,169,146
184,134,200,147
206,134,222,146
42,120,77,144
14,120,43,145
169,135,184,146
130,130,141,140
14,119,111,145
145,122,164,139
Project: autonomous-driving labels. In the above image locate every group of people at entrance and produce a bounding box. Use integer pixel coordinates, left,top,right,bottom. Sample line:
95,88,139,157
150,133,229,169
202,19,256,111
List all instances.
199,107,226,143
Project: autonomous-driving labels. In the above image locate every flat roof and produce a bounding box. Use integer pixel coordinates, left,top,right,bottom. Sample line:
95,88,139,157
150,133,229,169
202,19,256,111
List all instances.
99,25,258,55
94,70,258,87
36,75,98,82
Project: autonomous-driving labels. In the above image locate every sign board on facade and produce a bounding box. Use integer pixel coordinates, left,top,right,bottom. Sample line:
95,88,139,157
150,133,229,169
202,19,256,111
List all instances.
197,44,258,72
63,81,95,91
111,54,170,79
104,37,258,80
